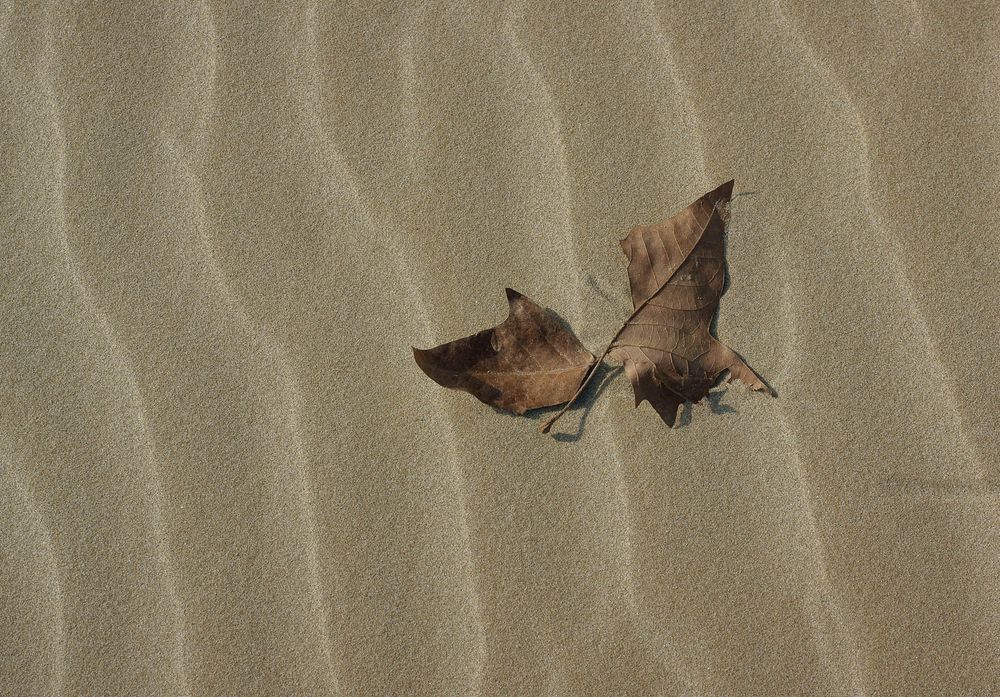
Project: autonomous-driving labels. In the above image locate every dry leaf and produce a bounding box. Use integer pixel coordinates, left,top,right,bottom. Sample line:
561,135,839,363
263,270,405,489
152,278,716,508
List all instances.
541,180,774,432
413,288,596,414
412,181,773,434
609,180,773,425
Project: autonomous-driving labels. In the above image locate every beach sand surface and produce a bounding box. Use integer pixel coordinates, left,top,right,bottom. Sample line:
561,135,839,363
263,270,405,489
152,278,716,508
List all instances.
1,1,998,695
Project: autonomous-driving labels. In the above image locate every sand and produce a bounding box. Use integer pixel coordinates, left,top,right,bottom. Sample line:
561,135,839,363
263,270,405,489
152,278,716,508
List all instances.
1,1,998,695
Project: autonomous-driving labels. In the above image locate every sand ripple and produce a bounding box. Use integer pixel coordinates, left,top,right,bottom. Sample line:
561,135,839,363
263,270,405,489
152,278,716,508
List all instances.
1,1,997,695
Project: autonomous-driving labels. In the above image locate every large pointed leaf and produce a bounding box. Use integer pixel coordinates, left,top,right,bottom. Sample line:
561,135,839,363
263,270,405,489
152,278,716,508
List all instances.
413,289,596,415
607,180,774,426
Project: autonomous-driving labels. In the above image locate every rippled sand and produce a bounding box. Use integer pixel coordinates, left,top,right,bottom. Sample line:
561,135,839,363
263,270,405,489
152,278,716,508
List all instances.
2,1,998,695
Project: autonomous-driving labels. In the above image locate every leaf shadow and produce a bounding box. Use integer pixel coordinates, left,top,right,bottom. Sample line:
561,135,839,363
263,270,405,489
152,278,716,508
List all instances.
536,363,623,443
583,273,627,312
676,388,738,428
712,189,757,338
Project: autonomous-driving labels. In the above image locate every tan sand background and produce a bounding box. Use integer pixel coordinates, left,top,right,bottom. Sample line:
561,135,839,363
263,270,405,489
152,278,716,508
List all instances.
2,1,999,695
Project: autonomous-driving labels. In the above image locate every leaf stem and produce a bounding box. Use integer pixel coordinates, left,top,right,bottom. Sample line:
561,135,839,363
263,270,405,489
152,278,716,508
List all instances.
539,296,656,434
539,348,608,434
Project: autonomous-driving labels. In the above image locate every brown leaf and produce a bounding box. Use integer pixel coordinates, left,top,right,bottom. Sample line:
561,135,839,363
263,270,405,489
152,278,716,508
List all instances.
413,288,596,415
609,180,774,426
541,180,774,433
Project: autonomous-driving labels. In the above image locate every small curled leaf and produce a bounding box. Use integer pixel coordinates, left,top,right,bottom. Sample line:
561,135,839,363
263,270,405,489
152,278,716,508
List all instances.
413,289,596,415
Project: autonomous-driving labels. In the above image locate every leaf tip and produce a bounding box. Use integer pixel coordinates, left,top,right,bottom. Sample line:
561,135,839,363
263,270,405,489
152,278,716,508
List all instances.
702,179,736,210
619,229,641,263
411,345,430,370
